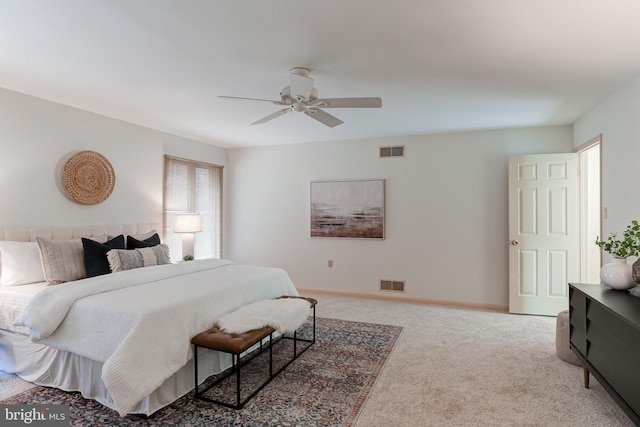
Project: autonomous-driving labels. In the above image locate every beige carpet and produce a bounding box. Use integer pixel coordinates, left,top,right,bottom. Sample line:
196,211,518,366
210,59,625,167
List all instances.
0,372,34,399
309,293,634,427
1,293,635,426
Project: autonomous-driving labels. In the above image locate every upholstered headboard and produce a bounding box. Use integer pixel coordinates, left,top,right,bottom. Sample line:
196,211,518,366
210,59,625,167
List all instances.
0,224,162,242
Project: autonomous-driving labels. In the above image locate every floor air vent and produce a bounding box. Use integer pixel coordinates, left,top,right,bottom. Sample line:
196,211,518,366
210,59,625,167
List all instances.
379,145,405,158
380,280,405,292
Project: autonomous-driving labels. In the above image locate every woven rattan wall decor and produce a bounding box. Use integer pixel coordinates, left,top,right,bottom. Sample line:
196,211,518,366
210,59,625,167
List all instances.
61,151,115,205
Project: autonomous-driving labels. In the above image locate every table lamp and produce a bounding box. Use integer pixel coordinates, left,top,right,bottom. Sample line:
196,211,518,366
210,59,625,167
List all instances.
173,213,202,260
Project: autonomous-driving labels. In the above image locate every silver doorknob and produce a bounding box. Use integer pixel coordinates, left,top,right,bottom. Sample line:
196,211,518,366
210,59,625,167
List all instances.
509,240,519,246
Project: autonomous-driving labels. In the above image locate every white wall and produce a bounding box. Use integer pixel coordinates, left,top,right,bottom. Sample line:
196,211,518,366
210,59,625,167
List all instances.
0,87,226,228
574,72,640,264
226,126,573,307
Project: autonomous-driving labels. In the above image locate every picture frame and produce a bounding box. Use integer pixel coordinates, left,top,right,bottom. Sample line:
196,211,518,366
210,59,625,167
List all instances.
310,179,384,239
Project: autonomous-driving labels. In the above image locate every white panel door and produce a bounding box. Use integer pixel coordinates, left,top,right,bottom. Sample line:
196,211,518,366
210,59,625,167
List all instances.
508,153,578,315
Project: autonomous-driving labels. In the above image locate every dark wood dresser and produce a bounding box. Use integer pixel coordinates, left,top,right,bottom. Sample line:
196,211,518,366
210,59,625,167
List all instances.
569,283,640,425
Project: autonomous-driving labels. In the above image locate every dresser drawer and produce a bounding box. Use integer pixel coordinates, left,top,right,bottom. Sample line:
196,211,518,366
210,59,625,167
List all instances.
569,286,586,313
569,327,587,357
587,301,640,355
569,287,587,356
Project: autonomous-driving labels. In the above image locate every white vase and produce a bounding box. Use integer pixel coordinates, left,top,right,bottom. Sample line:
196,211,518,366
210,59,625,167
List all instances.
600,258,636,290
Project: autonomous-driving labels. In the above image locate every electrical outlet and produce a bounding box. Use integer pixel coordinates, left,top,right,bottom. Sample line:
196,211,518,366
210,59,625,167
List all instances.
328,260,333,268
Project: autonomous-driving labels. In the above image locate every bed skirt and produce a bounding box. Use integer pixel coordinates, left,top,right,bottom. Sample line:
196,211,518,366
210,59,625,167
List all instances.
0,330,232,415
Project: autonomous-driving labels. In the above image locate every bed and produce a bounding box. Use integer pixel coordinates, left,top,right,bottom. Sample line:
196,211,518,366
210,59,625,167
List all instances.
0,224,299,416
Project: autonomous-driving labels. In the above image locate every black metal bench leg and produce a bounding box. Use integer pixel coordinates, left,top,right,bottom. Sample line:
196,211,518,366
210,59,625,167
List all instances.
193,344,199,399
293,330,297,357
269,333,273,378
235,354,241,408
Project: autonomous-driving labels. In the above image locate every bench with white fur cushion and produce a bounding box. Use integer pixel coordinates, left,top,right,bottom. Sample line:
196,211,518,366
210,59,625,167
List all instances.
191,296,317,409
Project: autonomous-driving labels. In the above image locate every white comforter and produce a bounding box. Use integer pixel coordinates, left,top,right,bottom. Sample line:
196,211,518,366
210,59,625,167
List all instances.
14,258,299,416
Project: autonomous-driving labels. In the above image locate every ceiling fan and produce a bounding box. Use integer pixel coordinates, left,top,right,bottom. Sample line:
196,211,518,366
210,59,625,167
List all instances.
219,67,382,128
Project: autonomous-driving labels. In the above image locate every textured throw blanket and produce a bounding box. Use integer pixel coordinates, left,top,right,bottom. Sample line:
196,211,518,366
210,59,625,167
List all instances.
217,298,311,334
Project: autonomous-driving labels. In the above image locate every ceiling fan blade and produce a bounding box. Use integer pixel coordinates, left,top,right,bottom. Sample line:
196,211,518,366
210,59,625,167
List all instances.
290,73,314,100
219,95,288,106
313,97,382,108
304,107,344,128
252,108,291,125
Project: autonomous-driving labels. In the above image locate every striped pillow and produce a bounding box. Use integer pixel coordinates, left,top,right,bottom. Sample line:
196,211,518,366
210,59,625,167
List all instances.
37,236,108,285
107,245,170,272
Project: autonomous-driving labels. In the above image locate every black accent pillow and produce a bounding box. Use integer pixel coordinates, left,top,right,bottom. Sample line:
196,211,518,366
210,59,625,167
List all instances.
82,235,126,278
127,233,161,249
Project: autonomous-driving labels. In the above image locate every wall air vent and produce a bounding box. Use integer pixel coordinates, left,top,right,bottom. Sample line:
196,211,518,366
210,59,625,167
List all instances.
380,279,405,292
379,145,405,158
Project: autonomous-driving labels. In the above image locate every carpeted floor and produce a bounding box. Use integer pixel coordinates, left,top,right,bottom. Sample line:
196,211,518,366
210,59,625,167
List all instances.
1,317,402,426
311,293,636,427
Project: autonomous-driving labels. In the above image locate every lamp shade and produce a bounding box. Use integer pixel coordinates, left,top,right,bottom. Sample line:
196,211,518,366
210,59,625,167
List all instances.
174,213,202,233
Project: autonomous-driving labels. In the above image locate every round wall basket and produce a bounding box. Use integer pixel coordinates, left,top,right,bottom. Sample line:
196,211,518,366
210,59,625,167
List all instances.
62,151,115,205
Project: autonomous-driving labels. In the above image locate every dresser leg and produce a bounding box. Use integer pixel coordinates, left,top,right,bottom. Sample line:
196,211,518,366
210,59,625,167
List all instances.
583,366,590,388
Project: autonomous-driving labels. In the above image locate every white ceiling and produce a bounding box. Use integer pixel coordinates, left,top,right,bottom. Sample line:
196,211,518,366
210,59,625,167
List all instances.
1,0,640,148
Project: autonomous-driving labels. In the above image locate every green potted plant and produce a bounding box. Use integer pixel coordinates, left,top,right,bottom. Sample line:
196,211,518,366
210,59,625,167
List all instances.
595,220,640,258
595,220,640,289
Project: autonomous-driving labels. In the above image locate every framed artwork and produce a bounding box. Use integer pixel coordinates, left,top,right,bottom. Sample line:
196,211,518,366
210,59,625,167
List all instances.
310,179,384,239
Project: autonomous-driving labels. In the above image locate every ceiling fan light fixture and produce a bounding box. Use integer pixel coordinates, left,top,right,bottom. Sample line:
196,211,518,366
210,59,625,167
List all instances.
289,67,311,77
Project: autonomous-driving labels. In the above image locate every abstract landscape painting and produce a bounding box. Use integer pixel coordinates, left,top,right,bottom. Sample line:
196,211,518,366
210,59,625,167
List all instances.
310,179,384,239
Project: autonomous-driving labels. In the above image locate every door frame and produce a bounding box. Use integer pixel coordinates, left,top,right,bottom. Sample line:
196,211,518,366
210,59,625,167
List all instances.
575,134,602,283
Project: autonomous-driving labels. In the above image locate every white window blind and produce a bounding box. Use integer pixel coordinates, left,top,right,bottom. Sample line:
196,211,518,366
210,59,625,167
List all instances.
164,155,222,260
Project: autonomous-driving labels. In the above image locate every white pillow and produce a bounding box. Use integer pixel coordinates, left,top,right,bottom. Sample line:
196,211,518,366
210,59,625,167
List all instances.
0,241,46,286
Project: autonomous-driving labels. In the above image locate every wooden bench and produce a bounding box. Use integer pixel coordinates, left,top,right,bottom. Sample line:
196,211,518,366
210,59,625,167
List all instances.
191,296,317,409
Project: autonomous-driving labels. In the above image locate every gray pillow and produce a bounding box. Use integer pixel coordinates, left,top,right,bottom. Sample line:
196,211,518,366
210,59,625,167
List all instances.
107,244,171,272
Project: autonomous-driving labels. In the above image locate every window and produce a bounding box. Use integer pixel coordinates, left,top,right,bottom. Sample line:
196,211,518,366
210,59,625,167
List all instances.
163,155,222,260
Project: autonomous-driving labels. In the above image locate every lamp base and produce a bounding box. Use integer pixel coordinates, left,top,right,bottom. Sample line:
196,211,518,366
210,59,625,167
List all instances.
181,233,195,260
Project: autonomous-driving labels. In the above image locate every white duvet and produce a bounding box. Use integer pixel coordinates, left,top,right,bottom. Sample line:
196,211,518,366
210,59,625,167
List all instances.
14,258,299,416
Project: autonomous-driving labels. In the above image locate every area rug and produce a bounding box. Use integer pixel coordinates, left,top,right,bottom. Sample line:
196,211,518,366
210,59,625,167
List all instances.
1,318,402,426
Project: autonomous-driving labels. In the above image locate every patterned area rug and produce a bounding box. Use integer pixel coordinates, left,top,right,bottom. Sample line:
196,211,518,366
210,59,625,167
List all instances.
1,318,402,426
